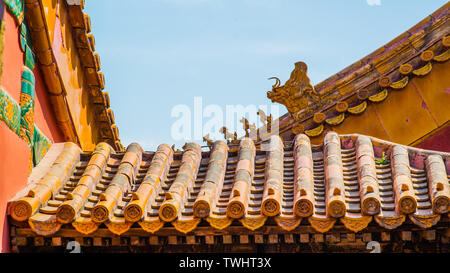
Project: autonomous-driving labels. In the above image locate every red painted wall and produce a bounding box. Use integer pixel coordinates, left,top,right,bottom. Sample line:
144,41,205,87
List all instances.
0,7,64,252
0,123,31,253
0,7,22,102
1,7,64,143
415,124,450,153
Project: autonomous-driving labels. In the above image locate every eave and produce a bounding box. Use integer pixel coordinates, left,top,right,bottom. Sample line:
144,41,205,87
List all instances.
7,133,450,238
24,0,122,150
267,2,450,145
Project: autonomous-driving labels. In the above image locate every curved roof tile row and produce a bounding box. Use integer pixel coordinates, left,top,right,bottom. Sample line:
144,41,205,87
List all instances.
8,132,450,236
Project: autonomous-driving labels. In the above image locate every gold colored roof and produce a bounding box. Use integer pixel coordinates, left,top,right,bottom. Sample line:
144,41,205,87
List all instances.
25,0,122,150
266,3,450,144
8,132,450,236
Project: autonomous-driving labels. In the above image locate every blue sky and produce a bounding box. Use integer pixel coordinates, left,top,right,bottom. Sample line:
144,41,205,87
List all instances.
84,0,448,151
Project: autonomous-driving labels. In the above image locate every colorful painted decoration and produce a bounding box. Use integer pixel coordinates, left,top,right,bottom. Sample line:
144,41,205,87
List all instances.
2,0,51,167
19,66,35,145
0,87,21,135
24,45,35,70
19,24,36,70
0,86,51,166
4,0,24,24
19,23,28,52
32,126,52,166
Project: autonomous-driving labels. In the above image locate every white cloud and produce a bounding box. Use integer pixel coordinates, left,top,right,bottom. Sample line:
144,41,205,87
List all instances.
366,0,381,6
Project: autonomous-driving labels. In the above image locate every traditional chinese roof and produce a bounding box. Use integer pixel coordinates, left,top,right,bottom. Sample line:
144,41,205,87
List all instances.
24,0,122,150
269,3,450,143
8,132,450,237
65,0,121,149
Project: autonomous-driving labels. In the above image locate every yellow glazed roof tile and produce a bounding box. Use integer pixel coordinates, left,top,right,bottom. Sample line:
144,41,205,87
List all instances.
269,3,450,143
8,132,450,236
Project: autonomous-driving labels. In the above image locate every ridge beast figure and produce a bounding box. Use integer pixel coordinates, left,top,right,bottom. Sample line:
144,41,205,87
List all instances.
267,61,321,115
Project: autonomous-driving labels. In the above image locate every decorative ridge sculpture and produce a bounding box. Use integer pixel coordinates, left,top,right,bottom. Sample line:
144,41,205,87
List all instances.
267,61,321,116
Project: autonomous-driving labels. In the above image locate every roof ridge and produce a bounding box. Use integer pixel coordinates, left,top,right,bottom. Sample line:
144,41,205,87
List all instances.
314,2,449,94
263,3,450,142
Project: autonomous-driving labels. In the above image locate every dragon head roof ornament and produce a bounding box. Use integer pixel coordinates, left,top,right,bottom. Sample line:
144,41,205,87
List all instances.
267,62,321,119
